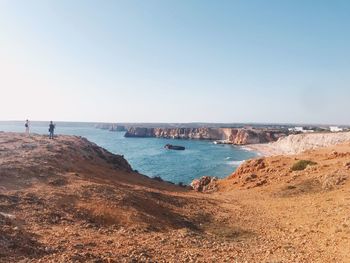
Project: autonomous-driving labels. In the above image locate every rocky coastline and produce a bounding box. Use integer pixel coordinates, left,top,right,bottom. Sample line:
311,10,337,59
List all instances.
124,127,289,145
1,132,350,262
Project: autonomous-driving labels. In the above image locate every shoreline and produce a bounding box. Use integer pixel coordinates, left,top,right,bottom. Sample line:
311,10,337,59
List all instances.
0,130,255,185
242,143,280,157
1,131,350,261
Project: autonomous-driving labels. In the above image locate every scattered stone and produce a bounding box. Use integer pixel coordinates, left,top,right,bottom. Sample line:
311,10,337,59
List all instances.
255,179,267,187
0,212,16,220
321,172,348,190
190,176,218,192
245,174,258,182
73,243,85,249
48,178,67,186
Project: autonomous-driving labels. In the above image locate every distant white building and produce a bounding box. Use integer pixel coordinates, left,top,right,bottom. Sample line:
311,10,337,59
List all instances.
288,127,314,133
330,126,343,132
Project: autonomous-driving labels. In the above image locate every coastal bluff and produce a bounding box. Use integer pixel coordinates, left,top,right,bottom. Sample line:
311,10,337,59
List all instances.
249,131,350,156
0,132,349,262
124,127,289,145
0,132,263,262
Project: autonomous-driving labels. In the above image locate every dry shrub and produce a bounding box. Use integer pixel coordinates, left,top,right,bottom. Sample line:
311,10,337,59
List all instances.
291,160,317,171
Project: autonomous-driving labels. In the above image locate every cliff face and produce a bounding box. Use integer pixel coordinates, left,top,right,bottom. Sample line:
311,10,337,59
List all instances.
0,133,133,180
154,127,228,140
124,127,288,145
227,129,287,144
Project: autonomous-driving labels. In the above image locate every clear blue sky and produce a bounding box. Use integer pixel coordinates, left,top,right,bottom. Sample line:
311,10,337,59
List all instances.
0,0,349,124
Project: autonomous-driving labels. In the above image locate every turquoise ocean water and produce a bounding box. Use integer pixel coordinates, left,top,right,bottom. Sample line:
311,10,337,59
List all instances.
0,122,257,184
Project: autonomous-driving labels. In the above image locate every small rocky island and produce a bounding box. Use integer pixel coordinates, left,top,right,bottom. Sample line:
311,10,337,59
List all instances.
164,144,185,150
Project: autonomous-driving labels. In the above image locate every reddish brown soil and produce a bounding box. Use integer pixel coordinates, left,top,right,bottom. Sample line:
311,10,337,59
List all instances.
0,133,349,262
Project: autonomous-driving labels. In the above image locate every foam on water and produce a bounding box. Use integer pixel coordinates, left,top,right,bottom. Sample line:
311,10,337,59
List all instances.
227,160,245,167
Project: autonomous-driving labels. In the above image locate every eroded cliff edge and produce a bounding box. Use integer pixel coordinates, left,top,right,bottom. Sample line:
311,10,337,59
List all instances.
1,132,350,262
248,131,350,155
124,127,289,145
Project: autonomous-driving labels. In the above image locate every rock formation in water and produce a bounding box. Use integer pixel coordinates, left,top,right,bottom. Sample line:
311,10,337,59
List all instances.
95,123,127,131
124,127,289,145
109,125,126,132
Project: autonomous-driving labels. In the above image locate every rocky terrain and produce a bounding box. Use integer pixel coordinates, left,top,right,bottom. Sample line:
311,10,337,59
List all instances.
193,143,350,263
249,131,350,155
124,127,289,145
0,132,350,262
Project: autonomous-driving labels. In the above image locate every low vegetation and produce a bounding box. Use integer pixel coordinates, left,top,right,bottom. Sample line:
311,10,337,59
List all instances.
291,160,317,171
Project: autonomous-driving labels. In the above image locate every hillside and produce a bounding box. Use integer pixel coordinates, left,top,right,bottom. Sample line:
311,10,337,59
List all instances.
0,132,349,262
249,131,350,155
216,142,350,262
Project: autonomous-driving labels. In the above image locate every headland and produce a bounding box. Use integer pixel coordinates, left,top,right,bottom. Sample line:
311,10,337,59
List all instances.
0,131,349,262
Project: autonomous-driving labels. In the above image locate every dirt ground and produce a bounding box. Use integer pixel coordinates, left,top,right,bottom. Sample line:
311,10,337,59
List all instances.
0,133,349,262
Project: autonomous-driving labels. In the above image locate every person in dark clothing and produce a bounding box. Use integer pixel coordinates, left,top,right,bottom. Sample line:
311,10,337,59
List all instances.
25,119,30,135
49,121,55,139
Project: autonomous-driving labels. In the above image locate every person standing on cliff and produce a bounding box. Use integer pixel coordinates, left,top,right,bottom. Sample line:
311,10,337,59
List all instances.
49,121,55,139
25,119,30,135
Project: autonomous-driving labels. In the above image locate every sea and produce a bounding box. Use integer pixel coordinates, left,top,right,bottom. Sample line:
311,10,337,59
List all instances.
0,121,257,184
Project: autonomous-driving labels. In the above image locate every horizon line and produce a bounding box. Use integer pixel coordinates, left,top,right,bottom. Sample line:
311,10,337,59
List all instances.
0,120,349,127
